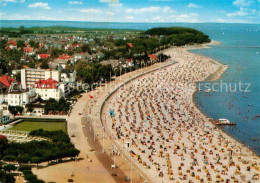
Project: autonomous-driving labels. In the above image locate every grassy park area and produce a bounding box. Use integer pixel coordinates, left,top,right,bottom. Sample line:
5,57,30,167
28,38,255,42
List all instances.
9,121,66,132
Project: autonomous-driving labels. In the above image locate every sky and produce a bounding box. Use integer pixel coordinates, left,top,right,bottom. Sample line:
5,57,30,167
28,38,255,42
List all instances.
0,0,260,23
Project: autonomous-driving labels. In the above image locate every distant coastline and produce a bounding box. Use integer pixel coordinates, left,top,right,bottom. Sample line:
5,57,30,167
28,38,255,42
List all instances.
1,20,260,30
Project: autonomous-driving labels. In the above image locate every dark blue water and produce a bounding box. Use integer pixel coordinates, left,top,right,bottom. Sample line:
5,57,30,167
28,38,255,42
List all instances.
1,20,260,155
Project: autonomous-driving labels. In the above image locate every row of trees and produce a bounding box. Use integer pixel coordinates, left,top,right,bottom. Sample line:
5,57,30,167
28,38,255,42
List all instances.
0,129,80,165
145,27,211,46
75,62,114,84
0,26,33,38
0,156,45,183
44,98,71,115
8,106,24,116
103,37,160,60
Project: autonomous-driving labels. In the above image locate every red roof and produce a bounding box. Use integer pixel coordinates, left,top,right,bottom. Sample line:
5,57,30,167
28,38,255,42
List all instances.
5,46,10,51
0,135,8,143
0,75,16,87
7,40,17,46
126,59,132,62
72,43,81,47
35,78,59,89
149,54,157,60
23,47,34,53
58,54,73,60
22,65,30,69
127,43,134,48
38,54,50,59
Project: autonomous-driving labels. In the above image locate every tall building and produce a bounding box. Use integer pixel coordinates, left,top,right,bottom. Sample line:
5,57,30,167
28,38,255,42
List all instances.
21,69,60,89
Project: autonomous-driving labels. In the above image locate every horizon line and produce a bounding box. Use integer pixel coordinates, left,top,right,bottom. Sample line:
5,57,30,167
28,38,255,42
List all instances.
0,19,260,25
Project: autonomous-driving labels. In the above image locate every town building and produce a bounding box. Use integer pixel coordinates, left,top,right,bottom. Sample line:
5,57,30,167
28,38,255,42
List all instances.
21,68,60,89
34,78,62,100
36,53,50,60
0,75,37,116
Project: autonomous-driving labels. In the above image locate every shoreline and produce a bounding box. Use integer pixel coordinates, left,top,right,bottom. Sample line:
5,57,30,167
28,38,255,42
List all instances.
102,40,260,182
189,41,260,158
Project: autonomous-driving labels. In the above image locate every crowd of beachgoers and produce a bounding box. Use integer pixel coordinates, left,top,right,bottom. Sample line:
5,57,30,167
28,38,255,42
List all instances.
105,46,260,183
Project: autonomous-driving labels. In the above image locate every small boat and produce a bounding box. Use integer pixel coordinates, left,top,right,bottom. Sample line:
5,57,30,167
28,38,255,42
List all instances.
254,114,260,118
204,89,211,93
214,118,236,126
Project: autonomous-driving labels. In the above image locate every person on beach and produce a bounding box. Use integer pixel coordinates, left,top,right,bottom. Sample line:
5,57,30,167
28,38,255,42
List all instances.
105,47,260,183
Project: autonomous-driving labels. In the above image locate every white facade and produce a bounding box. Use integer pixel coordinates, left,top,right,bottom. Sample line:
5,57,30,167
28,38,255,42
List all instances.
59,83,70,97
60,70,77,83
36,88,61,101
21,69,60,89
0,110,10,123
7,87,36,106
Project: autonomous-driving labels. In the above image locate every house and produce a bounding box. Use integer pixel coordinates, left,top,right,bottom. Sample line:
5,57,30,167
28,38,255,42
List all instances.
149,54,157,60
23,47,35,56
60,70,77,83
72,43,81,49
25,102,45,116
0,75,37,116
52,54,73,69
37,53,50,60
73,53,88,62
127,43,134,48
34,78,62,100
7,81,37,106
7,40,17,49
0,75,14,105
0,114,11,124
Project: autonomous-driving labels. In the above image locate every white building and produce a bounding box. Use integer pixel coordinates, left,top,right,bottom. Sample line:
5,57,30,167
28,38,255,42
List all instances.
0,109,10,124
59,82,70,97
21,68,60,89
34,78,62,101
60,70,77,83
8,82,37,106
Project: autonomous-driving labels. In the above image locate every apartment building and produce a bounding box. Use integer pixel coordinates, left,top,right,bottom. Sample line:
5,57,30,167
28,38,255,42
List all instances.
21,68,60,89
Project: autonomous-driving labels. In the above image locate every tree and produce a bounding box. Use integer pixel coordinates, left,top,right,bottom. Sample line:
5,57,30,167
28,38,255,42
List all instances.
51,48,64,58
0,39,7,49
145,38,160,54
17,40,25,48
0,58,8,75
41,60,49,69
81,44,92,54
27,106,34,113
31,157,42,167
3,164,16,174
8,106,24,116
0,139,7,159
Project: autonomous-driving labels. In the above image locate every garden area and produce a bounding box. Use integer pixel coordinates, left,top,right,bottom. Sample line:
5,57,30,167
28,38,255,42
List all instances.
9,121,66,132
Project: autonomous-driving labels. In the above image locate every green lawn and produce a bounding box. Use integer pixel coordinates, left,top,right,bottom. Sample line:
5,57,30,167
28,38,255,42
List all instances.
9,121,66,132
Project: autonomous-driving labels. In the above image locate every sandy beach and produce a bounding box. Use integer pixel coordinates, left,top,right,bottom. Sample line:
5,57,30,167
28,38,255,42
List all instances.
32,41,260,183
32,56,173,183
101,42,260,183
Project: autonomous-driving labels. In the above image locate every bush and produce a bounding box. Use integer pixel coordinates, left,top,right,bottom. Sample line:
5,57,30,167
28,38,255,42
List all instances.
18,165,32,171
